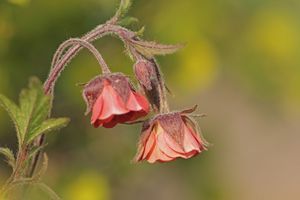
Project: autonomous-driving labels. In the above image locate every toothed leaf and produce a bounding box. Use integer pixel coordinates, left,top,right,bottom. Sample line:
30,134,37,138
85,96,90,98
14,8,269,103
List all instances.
0,147,16,169
115,0,132,19
0,77,69,147
131,40,184,58
18,77,52,144
135,26,145,37
0,94,23,146
118,16,138,27
26,118,70,143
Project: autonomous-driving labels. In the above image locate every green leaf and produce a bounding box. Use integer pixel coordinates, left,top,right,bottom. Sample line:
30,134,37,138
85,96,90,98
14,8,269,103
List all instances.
135,26,145,37
26,118,70,143
130,40,184,58
18,77,51,144
118,16,138,27
33,153,48,181
28,144,48,160
116,0,132,19
0,94,23,146
0,77,69,147
0,147,16,169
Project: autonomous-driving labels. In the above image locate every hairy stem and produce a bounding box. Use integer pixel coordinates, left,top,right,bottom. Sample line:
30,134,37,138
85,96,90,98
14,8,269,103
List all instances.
51,38,111,74
29,22,137,178
1,145,29,197
44,23,135,95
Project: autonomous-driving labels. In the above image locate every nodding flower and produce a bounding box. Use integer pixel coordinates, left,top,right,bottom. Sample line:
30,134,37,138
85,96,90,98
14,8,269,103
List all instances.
134,111,207,163
82,73,150,128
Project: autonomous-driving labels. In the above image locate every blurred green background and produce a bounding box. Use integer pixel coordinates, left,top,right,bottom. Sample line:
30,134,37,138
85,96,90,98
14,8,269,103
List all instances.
1,0,300,199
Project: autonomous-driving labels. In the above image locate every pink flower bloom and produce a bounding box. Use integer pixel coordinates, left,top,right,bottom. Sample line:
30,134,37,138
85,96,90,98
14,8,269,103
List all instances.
82,73,150,128
134,112,207,163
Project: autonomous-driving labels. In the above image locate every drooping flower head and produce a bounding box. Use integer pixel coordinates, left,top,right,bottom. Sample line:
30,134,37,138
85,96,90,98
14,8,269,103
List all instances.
134,110,207,163
82,73,150,128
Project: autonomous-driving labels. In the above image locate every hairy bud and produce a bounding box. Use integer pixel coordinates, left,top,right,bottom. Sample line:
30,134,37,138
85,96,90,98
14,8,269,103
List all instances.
134,60,156,90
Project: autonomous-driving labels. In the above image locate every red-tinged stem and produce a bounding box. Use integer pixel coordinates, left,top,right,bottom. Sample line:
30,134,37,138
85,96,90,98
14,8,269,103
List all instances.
52,38,111,74
29,22,138,177
43,23,135,95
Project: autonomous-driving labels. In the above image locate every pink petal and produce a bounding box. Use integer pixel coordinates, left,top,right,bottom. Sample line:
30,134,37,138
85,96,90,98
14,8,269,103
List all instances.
183,117,204,146
185,122,207,151
135,145,145,162
183,150,199,158
147,142,174,163
102,117,119,128
93,115,114,128
134,127,153,162
163,130,185,154
142,128,157,160
156,126,185,159
127,110,148,122
98,83,129,119
182,125,201,153
130,91,150,112
93,119,102,128
91,95,104,124
114,112,136,123
126,91,143,111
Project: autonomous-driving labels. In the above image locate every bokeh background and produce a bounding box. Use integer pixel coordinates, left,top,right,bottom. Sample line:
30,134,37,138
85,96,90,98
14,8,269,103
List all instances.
1,0,300,199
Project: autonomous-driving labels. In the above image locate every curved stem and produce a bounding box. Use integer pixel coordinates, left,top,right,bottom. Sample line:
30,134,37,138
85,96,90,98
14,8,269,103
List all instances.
44,24,135,95
51,24,106,69
51,38,111,74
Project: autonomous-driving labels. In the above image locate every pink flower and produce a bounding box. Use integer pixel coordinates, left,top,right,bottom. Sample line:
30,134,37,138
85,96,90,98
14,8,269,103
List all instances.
134,112,207,163
82,73,150,128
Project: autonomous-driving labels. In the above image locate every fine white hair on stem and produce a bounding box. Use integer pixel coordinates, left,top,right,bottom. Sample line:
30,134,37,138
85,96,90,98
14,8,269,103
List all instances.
51,38,110,74
50,24,106,69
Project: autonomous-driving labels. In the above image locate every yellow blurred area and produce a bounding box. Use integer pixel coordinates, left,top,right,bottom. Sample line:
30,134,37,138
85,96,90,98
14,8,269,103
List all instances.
245,7,300,111
0,19,14,40
63,172,110,200
7,0,30,6
249,8,299,62
151,0,219,95
152,0,200,39
174,39,218,93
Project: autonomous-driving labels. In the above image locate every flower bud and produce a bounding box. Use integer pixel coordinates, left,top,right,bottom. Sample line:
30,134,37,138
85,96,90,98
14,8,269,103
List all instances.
134,59,162,111
134,59,156,90
82,73,150,128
